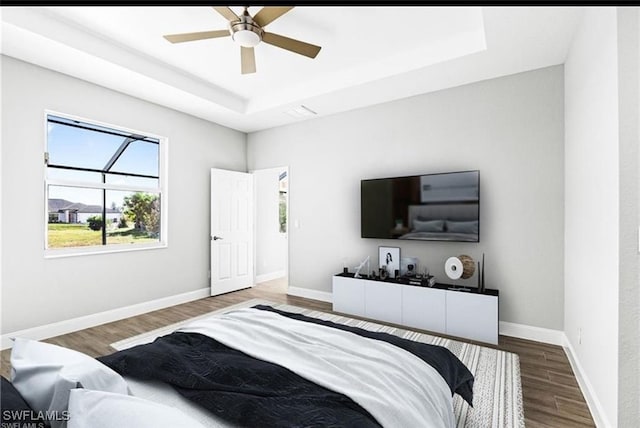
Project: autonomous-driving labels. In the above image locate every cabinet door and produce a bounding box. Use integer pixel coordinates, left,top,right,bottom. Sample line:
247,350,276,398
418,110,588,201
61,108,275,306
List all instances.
332,276,366,317
365,281,402,324
446,291,498,345
401,286,446,334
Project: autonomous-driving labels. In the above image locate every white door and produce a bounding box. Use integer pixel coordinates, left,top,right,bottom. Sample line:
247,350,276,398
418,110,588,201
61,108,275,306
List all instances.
210,168,254,296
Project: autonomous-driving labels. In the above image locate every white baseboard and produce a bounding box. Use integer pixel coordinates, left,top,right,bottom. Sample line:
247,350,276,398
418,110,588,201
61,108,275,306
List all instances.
255,270,287,284
500,323,609,427
1,287,210,350
499,321,567,346
563,338,610,428
287,286,333,303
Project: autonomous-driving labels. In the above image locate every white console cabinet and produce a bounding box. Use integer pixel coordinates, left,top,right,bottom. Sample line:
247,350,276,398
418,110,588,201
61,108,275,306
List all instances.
332,276,366,317
402,286,446,333
332,274,499,345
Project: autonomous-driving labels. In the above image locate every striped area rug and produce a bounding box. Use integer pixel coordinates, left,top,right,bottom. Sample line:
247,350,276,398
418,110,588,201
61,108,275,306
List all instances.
111,299,524,428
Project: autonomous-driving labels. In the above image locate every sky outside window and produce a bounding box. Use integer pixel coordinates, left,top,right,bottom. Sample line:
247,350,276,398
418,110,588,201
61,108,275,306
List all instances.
47,117,160,208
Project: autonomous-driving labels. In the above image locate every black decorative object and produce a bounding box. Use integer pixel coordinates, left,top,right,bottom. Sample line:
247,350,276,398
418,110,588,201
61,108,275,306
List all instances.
480,253,485,293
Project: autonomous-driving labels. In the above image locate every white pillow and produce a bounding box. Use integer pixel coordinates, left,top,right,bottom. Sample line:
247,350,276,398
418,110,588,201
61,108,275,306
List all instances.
10,338,130,428
67,389,207,428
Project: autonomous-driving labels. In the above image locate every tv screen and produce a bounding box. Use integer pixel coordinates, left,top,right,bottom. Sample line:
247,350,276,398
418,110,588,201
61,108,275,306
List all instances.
361,170,479,242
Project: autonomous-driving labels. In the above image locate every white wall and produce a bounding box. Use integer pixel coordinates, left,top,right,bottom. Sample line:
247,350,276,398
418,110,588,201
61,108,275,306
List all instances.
1,56,247,334
563,7,640,427
248,65,565,330
616,8,640,427
0,52,3,343
253,167,288,281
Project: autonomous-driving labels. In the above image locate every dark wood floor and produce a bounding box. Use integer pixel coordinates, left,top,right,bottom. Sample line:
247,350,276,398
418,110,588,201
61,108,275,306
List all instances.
0,278,595,427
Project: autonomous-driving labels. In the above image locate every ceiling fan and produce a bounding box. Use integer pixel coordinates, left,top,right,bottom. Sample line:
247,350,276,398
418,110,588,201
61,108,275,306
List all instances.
163,6,322,74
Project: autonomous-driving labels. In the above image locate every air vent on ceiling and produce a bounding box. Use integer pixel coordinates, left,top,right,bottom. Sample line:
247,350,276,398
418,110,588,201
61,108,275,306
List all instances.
284,105,317,118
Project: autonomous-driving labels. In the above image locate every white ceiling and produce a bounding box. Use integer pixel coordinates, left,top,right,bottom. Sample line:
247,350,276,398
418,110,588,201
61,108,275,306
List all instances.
0,6,583,133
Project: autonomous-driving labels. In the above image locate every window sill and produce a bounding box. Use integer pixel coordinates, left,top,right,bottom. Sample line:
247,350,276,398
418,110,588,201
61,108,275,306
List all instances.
44,242,167,259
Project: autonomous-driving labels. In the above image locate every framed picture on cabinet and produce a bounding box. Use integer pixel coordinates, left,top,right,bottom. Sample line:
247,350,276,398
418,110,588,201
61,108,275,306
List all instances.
379,246,400,278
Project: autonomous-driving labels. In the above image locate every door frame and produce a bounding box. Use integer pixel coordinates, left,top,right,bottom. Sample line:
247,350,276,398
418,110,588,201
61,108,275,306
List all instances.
249,166,290,288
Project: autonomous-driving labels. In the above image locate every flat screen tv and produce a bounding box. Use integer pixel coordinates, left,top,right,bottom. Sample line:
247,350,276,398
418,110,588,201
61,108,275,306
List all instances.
361,170,479,242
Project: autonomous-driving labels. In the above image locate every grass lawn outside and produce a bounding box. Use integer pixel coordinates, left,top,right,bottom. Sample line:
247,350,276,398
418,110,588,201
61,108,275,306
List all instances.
48,223,158,248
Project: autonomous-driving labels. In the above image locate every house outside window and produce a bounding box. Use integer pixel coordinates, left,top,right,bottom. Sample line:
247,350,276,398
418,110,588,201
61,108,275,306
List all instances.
45,112,167,256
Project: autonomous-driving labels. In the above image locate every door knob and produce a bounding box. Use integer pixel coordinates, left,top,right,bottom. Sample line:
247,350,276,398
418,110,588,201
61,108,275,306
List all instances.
212,236,223,241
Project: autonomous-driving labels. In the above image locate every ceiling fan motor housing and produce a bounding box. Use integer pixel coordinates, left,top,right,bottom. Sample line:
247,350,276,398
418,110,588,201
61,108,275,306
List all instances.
230,13,264,47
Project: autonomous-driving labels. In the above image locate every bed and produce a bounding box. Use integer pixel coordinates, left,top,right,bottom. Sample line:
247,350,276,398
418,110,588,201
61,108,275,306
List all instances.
4,299,523,428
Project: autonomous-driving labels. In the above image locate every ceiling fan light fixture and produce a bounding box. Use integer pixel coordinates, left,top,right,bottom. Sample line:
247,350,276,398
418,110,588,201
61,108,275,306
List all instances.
230,11,263,48
233,29,261,48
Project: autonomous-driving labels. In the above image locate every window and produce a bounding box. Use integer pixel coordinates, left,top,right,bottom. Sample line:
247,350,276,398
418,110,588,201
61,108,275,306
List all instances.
45,113,166,255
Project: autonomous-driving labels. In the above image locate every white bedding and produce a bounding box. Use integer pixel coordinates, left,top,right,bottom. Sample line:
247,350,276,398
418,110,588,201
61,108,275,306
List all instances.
177,307,455,428
123,377,228,428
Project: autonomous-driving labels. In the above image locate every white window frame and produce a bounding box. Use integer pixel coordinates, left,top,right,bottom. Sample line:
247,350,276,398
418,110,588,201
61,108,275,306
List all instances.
44,110,168,258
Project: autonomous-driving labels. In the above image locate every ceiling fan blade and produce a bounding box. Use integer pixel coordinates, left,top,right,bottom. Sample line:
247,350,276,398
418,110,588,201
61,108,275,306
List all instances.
252,6,294,28
213,6,240,22
163,30,229,44
241,47,256,74
262,32,321,59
